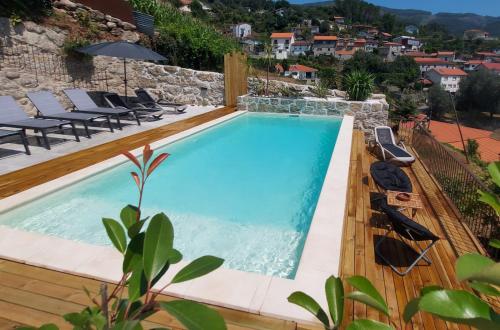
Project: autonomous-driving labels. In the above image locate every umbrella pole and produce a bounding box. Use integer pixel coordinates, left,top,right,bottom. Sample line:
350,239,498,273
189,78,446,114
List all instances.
123,58,128,102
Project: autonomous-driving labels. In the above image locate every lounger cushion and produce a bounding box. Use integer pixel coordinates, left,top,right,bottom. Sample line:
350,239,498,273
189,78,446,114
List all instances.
77,107,133,115
41,112,102,121
2,118,69,129
0,129,20,137
381,204,439,242
370,161,412,192
382,144,414,158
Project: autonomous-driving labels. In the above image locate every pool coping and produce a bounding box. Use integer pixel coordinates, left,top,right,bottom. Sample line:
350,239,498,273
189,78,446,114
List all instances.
0,111,354,325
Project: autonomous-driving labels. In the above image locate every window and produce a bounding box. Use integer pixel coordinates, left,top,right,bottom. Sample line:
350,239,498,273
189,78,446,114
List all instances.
273,40,277,45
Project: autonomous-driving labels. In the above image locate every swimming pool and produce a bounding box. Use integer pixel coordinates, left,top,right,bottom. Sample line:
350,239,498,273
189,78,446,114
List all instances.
0,113,342,279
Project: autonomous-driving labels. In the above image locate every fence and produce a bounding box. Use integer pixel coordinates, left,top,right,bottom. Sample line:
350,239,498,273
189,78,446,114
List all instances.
407,122,499,258
0,38,109,92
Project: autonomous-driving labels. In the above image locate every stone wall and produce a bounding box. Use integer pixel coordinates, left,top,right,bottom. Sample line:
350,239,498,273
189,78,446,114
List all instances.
238,95,389,140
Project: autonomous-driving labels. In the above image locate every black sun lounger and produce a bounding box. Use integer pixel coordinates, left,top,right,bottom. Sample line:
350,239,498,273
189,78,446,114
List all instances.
374,126,415,164
0,96,79,150
27,91,114,138
370,161,412,193
134,88,187,113
63,88,141,129
0,129,30,155
377,200,439,276
103,92,164,120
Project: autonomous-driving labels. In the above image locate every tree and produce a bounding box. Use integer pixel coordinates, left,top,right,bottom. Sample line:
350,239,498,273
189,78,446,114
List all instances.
428,84,453,120
386,56,420,89
342,51,386,85
394,93,417,120
318,67,338,89
319,20,331,34
456,68,500,119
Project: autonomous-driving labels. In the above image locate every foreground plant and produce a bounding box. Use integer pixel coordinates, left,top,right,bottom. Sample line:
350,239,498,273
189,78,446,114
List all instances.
478,161,500,216
288,275,394,329
23,145,226,330
344,71,375,101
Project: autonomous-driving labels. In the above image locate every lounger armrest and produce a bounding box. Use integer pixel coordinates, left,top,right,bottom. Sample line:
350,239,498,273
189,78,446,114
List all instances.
398,140,407,150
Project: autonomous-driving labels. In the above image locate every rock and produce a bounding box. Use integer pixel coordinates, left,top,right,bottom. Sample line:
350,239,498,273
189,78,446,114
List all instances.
4,71,20,80
110,27,124,36
106,21,117,29
54,0,77,10
121,22,136,31
105,15,120,24
24,22,43,34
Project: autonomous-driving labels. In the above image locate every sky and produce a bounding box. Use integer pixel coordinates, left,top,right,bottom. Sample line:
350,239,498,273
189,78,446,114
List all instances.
290,0,500,17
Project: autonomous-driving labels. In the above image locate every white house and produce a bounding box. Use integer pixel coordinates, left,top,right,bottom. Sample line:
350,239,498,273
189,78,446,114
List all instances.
335,49,356,60
436,51,455,62
379,42,402,62
271,32,295,59
291,41,311,56
477,62,500,75
232,23,251,39
464,60,484,72
285,64,318,82
415,57,455,75
312,35,338,56
426,68,467,93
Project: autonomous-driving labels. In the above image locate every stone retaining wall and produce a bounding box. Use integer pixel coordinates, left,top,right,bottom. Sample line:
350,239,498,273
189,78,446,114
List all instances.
238,95,389,140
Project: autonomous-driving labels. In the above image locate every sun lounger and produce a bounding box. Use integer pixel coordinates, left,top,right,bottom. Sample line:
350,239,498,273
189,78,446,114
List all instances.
27,91,114,138
134,88,187,113
63,88,141,129
0,96,79,150
0,129,30,155
103,92,163,120
370,161,412,193
374,126,415,164
377,200,439,276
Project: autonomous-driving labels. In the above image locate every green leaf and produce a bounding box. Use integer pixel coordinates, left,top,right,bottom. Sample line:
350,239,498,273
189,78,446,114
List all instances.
487,162,500,187
39,325,59,330
347,276,389,316
123,233,145,274
113,320,143,330
159,300,227,330
403,298,420,323
128,263,148,302
171,256,224,284
120,205,139,229
168,248,183,264
102,218,127,254
420,286,443,296
128,219,147,239
456,254,500,286
143,213,174,281
489,239,500,249
287,291,330,328
325,275,344,326
346,319,394,330
478,190,500,216
419,289,499,328
469,281,500,296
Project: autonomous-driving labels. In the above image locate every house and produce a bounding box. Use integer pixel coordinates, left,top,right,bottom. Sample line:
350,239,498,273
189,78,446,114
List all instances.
403,51,433,58
405,25,419,35
274,8,286,17
333,16,347,31
475,52,499,62
464,60,485,72
414,57,454,75
353,38,366,51
436,51,455,62
335,49,356,61
291,40,311,56
239,37,262,55
426,68,467,93
379,42,402,62
178,0,211,13
379,32,392,40
312,35,338,56
232,23,251,39
477,62,500,75
285,64,318,82
310,26,320,34
271,32,295,59
364,39,378,53
393,36,421,51
464,29,489,40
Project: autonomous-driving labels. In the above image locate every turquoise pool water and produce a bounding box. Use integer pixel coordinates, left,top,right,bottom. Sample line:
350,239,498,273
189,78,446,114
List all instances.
0,113,342,278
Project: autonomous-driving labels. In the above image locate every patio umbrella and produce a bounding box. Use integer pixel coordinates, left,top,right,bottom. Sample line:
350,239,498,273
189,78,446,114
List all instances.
77,41,167,99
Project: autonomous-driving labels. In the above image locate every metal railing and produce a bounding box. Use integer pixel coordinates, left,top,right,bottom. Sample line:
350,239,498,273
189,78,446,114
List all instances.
0,38,109,91
408,122,499,258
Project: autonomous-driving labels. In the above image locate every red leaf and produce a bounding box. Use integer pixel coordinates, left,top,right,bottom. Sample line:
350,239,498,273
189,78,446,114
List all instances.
147,153,170,177
131,172,141,189
123,151,142,170
143,144,153,166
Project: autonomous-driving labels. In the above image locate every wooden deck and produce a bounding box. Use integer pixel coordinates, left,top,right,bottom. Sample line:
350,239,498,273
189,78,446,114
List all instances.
340,130,489,329
0,120,491,329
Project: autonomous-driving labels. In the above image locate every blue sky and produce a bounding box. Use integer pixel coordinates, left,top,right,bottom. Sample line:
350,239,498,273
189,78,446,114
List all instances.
290,0,500,17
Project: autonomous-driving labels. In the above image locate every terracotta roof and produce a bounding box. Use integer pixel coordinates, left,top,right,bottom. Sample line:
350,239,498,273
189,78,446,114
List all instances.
418,78,433,85
404,51,430,57
333,16,344,19
437,51,454,56
354,38,366,43
314,35,338,41
479,62,500,71
288,64,317,73
336,49,355,55
383,42,402,46
292,41,311,46
476,51,498,56
465,60,484,65
271,32,294,39
180,0,192,5
414,57,449,64
431,68,467,76
380,32,392,37
427,120,500,162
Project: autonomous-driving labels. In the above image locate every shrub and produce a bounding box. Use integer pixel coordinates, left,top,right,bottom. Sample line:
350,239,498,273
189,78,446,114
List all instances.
0,0,52,22
344,70,375,101
309,82,329,99
466,139,480,159
62,37,92,61
318,67,338,89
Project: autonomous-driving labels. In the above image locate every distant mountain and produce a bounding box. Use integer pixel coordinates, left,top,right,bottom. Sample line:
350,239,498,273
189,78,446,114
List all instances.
293,1,500,36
